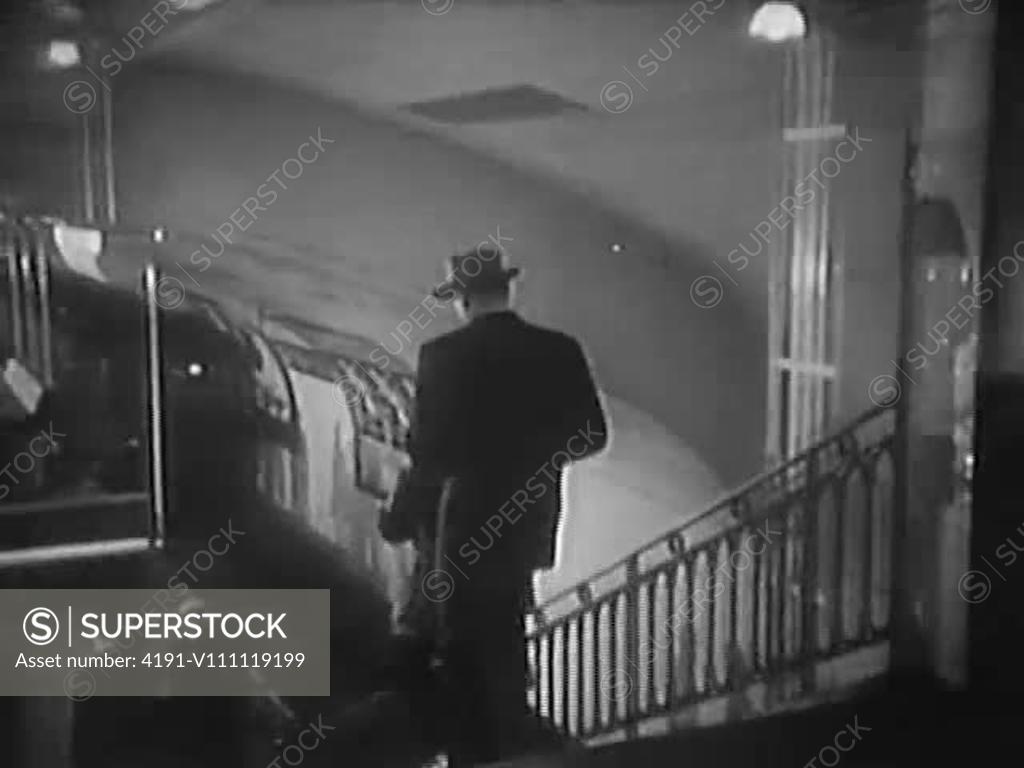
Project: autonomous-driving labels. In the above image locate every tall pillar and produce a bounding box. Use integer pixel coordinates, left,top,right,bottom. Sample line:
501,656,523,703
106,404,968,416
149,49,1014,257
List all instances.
889,0,994,688
972,0,1024,702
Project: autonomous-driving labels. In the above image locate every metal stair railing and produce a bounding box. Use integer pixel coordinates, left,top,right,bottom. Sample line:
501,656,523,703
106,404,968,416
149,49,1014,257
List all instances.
527,405,897,743
0,217,168,569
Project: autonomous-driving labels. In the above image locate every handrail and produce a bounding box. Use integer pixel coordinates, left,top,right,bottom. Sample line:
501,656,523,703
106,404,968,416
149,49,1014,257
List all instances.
537,404,889,612
143,263,167,549
0,538,153,569
0,491,148,517
527,405,898,742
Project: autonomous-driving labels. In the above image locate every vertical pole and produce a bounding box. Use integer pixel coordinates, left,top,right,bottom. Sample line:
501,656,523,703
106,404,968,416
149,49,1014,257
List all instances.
766,44,793,465
81,111,94,224
8,226,25,361
101,72,116,225
889,133,927,683
143,264,167,549
33,226,53,388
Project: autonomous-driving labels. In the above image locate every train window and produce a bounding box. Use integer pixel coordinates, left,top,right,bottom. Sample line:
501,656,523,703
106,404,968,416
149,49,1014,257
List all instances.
256,443,295,511
338,356,415,452
245,330,295,423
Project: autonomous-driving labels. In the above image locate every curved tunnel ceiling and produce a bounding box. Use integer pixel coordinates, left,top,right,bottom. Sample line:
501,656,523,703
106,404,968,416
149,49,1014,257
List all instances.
1,0,928,486
105,59,763,486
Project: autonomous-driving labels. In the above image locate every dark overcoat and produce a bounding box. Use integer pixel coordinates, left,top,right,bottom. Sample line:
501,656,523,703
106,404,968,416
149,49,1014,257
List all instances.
407,310,608,586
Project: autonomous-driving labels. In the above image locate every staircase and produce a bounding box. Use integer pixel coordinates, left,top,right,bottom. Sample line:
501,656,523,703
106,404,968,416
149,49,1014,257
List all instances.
527,405,897,746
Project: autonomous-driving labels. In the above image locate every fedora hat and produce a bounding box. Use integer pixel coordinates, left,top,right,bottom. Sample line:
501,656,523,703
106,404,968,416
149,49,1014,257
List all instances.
431,245,520,299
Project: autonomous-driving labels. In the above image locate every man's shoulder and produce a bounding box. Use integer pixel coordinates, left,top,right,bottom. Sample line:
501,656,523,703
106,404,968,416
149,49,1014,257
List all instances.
418,326,472,365
420,317,581,359
423,321,471,346
517,319,581,352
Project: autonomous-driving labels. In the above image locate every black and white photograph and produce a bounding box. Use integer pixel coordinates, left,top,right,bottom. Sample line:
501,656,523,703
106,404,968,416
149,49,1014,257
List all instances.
0,0,1021,765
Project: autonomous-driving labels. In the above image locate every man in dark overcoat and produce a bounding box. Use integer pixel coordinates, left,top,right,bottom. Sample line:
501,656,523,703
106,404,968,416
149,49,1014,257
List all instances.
408,244,608,765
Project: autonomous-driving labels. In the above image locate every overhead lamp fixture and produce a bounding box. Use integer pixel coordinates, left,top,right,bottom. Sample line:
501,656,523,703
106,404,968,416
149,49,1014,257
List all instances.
748,2,808,43
45,40,82,69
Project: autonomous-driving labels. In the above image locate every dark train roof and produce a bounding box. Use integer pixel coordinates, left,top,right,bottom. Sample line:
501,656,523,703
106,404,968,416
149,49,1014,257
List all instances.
47,262,244,357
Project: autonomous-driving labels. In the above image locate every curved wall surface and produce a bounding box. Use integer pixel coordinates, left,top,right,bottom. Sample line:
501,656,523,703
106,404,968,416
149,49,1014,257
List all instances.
109,62,771,489
537,395,724,601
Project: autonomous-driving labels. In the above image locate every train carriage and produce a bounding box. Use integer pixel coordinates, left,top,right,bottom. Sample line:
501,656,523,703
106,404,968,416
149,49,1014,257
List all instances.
0,216,416,766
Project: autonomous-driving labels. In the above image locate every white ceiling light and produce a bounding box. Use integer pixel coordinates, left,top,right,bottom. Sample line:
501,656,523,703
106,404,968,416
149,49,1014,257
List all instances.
748,2,808,43
45,40,82,69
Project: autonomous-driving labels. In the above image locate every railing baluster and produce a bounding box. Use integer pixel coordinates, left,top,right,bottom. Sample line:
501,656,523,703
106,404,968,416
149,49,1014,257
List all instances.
832,481,847,648
576,615,585,737
859,467,875,642
704,547,718,692
683,553,697,700
624,556,640,737
546,622,556,724
802,453,821,684
778,517,789,668
727,532,742,689
664,563,677,707
770,528,784,672
751,527,763,674
529,634,541,713
608,598,618,726
591,602,602,735
561,621,571,733
645,577,656,713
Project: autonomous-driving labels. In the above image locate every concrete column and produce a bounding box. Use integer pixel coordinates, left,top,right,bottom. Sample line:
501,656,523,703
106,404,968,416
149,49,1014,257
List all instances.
915,0,996,258
891,0,994,687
